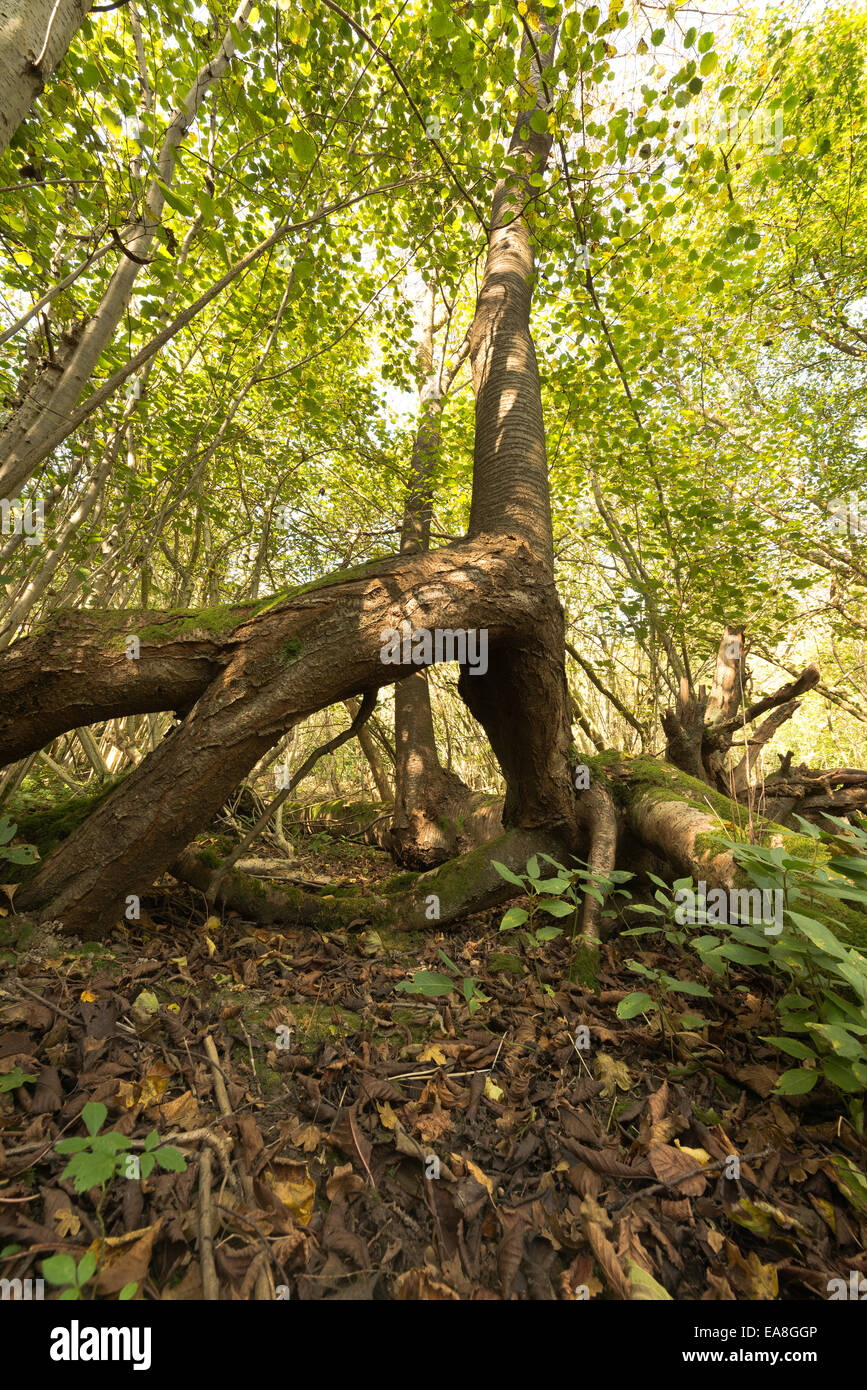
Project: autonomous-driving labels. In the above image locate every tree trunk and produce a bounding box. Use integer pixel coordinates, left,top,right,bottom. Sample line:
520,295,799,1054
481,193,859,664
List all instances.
6,16,591,936
0,0,257,497
0,0,91,156
12,537,559,931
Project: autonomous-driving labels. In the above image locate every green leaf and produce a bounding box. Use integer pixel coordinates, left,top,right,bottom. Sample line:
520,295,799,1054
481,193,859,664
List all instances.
42,1254,78,1285
0,1067,37,1092
119,1282,139,1300
680,1014,707,1030
491,860,525,888
761,1035,817,1060
61,1151,118,1192
535,898,575,917
77,1250,97,1284
788,912,848,960
81,1102,108,1137
153,178,195,218
533,876,572,893
500,907,529,930
715,943,767,965
155,1145,188,1172
535,925,563,941
821,1059,863,1093
805,1023,865,1061
616,991,656,1019
291,131,317,167
667,979,713,997
395,971,454,997
775,1068,818,1094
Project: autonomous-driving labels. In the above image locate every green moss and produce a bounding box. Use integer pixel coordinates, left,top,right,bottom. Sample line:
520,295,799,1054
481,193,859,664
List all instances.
0,916,36,950
278,1001,364,1051
584,749,626,773
381,871,418,894
196,847,222,868
7,777,130,880
135,600,264,646
263,555,392,604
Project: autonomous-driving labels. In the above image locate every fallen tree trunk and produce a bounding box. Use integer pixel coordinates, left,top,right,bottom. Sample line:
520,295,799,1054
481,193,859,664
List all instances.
11,536,570,933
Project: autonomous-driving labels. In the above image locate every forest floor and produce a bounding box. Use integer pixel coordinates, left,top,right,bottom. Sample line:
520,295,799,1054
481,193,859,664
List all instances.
1,834,865,1302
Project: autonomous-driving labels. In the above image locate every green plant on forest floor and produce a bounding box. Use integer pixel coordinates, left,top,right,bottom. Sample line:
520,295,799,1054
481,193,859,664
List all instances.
395,947,490,1015
618,817,867,1127
0,814,38,869
54,1101,188,1194
492,852,635,987
40,1249,139,1302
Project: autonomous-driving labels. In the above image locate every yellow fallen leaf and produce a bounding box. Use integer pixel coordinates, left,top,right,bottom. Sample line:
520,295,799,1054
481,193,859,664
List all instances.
626,1258,672,1301
264,1165,316,1225
594,1053,632,1098
53,1208,81,1238
674,1141,712,1166
80,990,98,1003
377,1101,398,1130
202,916,222,934
464,1158,495,1198
484,1077,504,1102
88,1221,162,1296
725,1240,779,1300
418,1043,447,1065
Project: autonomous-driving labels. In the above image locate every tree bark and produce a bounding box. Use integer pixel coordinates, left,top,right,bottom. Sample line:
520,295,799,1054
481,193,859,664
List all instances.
0,0,91,156
12,536,559,931
6,15,590,937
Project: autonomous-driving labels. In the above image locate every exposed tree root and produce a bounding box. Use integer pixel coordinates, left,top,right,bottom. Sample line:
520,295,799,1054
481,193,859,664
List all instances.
575,782,619,942
169,827,574,938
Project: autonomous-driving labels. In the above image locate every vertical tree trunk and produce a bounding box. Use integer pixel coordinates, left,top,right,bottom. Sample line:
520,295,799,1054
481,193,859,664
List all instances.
459,14,576,834
0,1,256,497
391,276,478,866
0,0,92,156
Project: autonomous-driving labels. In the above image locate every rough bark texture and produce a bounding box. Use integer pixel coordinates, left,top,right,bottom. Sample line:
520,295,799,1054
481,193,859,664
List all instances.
12,537,565,931
390,277,479,868
4,16,594,938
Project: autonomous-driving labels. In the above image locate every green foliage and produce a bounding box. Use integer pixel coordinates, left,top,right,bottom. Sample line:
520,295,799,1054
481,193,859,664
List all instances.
54,1101,187,1194
395,947,489,1015
0,815,38,868
0,1066,38,1093
620,819,867,1123
41,1249,138,1301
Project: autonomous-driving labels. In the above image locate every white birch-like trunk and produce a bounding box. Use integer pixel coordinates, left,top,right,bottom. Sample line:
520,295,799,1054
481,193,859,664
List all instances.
0,0,91,155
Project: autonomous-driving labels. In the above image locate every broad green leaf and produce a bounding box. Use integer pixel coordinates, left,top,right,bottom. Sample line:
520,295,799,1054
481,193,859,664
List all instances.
775,1068,818,1095
500,906,529,930
616,991,656,1018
